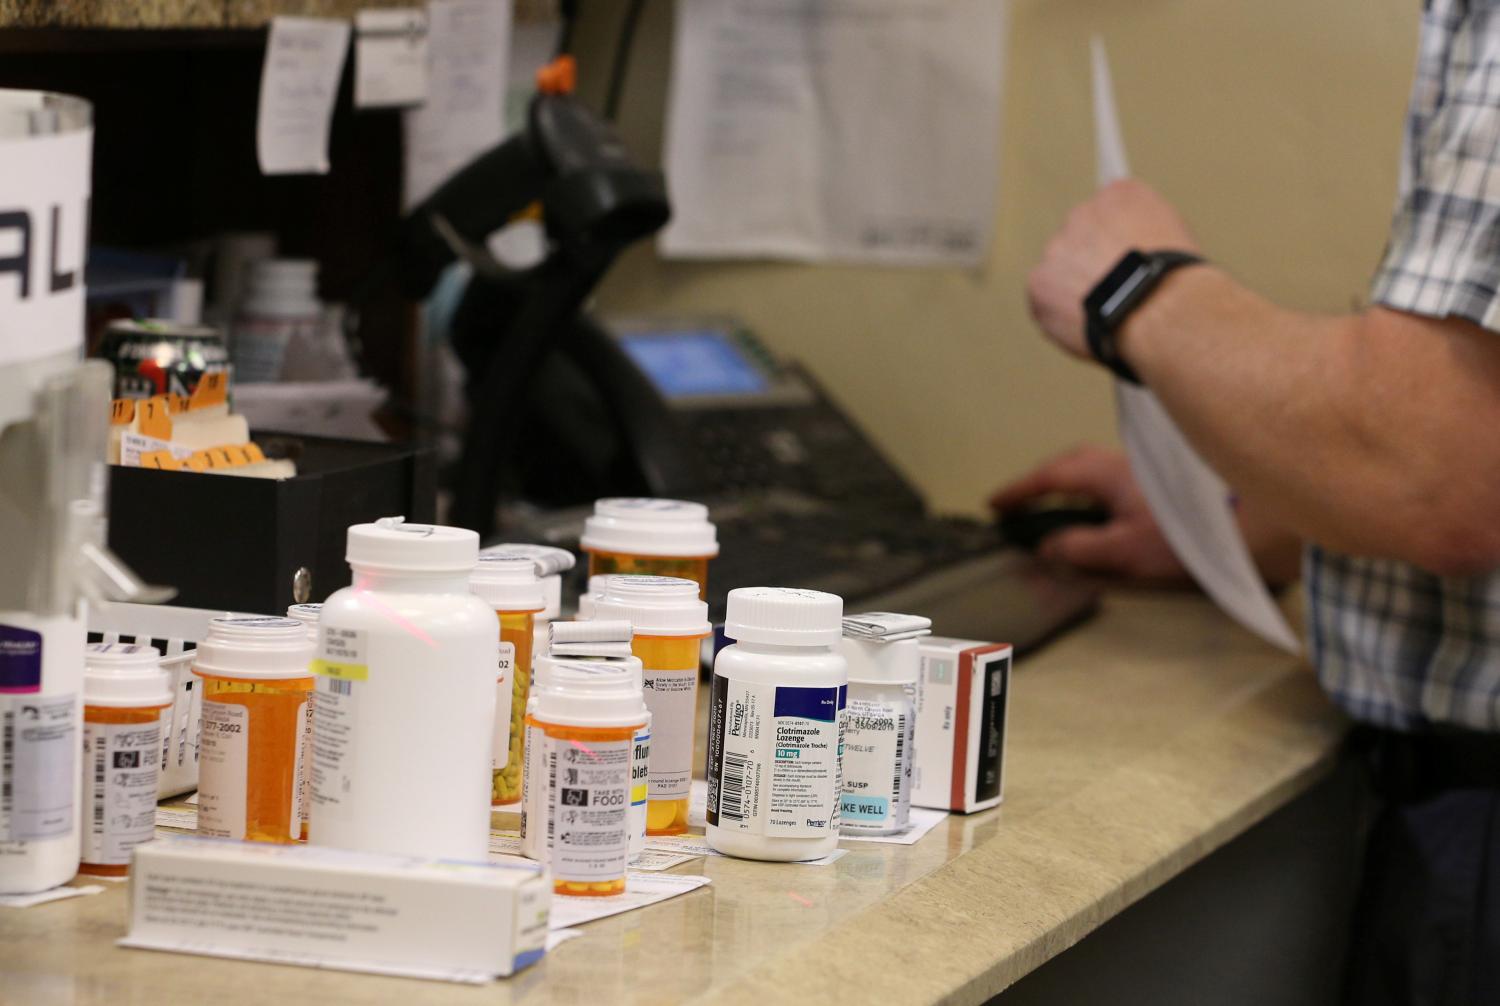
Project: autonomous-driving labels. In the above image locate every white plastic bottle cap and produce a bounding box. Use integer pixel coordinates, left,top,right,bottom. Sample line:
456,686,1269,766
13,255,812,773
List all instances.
579,498,720,558
723,587,844,647
840,636,920,685
577,574,611,620
532,658,647,728
593,575,711,637
83,642,173,708
483,544,575,620
285,603,322,640
193,617,315,681
346,516,479,574
470,553,546,612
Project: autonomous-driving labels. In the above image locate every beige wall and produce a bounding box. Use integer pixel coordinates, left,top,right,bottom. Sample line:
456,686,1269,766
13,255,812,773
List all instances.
574,0,1418,516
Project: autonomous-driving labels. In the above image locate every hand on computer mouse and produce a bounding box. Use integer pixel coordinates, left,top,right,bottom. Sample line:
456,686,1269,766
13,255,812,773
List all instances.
989,445,1190,583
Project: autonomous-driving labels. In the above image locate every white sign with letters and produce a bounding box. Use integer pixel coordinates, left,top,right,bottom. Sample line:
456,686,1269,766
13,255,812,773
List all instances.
0,123,91,366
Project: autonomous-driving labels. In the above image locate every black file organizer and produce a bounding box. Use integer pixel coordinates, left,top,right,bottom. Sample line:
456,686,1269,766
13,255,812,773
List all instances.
108,432,437,614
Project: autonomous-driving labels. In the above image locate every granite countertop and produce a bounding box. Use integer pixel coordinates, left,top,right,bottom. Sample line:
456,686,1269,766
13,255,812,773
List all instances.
0,588,1346,1005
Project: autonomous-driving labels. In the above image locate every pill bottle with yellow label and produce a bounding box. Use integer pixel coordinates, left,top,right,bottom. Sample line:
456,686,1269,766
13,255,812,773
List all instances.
193,617,314,844
580,499,718,599
592,575,710,836
470,553,545,806
79,643,173,876
523,658,647,897
311,517,496,862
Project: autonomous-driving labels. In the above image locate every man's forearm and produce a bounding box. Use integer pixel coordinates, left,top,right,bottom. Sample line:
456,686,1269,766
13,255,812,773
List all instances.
1120,266,1500,575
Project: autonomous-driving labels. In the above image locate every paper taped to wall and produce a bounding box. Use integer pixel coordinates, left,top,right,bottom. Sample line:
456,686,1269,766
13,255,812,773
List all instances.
403,0,512,208
257,16,351,175
661,0,1005,266
1090,36,1300,653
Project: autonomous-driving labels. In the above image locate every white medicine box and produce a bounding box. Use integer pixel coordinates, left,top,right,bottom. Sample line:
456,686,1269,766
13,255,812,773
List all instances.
911,637,1011,814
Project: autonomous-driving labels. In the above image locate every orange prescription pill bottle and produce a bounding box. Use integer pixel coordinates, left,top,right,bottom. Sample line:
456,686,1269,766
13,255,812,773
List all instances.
79,643,173,876
193,617,314,844
580,499,718,600
592,576,711,836
525,658,647,897
469,553,545,806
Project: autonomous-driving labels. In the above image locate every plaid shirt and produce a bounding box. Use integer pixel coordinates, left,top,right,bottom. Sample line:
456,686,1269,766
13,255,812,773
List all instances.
1306,0,1500,732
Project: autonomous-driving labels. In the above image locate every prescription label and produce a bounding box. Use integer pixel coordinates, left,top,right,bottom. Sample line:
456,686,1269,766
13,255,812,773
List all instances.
839,697,912,832
631,724,650,849
197,700,249,839
492,641,515,772
0,691,76,842
549,732,632,882
312,627,365,826
82,719,161,864
706,676,846,838
519,718,553,860
642,669,696,800
292,696,310,840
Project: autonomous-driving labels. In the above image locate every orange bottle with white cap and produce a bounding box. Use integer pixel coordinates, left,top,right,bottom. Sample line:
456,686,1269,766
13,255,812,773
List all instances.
580,498,718,600
592,575,710,835
470,553,545,806
79,643,173,876
193,617,314,844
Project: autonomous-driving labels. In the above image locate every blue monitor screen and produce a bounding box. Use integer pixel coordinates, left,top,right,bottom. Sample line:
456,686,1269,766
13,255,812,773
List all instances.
617,330,769,398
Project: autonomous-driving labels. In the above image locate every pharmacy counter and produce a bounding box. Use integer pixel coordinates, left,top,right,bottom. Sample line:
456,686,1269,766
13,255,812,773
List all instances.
0,588,1347,1005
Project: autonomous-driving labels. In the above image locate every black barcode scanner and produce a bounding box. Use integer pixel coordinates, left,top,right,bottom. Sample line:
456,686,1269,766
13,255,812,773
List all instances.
397,91,671,536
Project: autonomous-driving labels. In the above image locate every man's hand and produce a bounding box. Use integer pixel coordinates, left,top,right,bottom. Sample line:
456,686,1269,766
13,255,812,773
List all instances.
989,445,1190,582
1026,179,1199,357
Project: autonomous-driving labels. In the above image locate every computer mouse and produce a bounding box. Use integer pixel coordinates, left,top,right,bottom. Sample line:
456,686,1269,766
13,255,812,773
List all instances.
996,500,1112,551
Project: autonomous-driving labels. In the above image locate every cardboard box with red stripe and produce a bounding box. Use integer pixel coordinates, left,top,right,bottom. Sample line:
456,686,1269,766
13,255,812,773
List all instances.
911,637,1011,814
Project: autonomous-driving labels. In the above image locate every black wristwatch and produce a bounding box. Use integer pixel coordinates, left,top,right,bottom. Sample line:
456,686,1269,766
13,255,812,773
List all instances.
1084,249,1204,384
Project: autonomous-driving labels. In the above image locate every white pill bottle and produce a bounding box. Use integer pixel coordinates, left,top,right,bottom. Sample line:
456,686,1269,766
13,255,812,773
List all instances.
705,587,847,862
310,517,497,862
838,635,917,836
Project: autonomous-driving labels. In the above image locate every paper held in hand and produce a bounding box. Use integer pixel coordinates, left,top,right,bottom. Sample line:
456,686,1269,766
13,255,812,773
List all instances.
1089,36,1300,654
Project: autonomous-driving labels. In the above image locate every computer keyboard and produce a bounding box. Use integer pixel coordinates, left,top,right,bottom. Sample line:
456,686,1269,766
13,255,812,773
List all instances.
704,508,1003,622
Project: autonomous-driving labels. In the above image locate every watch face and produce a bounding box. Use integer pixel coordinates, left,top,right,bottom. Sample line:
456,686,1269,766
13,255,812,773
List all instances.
1086,249,1152,323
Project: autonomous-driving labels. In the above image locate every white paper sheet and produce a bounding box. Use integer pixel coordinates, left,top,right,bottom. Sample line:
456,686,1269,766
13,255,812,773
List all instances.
548,873,711,929
257,16,352,175
0,884,104,908
1089,37,1299,653
838,806,947,846
154,806,197,830
402,0,512,208
661,0,1005,266
355,8,429,109
644,833,847,867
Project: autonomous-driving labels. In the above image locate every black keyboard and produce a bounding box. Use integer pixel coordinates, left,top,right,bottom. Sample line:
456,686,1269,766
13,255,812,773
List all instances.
704,509,1003,623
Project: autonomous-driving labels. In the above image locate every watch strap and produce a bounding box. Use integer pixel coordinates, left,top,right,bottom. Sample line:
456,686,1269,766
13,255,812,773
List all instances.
1085,249,1204,385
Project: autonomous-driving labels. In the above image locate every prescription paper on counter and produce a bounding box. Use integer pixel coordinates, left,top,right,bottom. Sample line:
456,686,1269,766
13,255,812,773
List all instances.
0,884,105,909
549,873,711,930
123,836,549,982
839,807,947,846
644,834,848,867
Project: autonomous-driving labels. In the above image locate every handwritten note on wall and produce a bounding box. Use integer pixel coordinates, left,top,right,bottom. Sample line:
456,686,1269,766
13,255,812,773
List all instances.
257,16,352,175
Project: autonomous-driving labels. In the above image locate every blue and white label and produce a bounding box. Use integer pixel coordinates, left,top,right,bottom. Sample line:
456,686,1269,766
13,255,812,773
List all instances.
707,676,846,838
839,693,912,835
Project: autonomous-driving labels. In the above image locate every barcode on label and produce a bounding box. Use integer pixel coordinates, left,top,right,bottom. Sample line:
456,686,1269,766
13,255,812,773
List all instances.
92,741,106,835
718,751,750,822
326,678,353,696
892,714,906,802
1,708,13,822
546,748,556,845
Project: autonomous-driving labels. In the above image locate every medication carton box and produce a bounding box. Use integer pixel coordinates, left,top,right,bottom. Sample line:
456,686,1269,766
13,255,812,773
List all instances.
911,637,1011,814
123,836,549,983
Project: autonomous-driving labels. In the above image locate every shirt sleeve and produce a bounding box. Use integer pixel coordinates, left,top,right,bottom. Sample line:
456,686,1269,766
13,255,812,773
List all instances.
1371,2,1500,331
